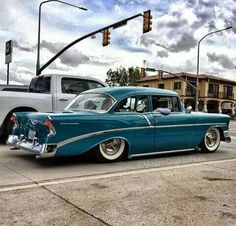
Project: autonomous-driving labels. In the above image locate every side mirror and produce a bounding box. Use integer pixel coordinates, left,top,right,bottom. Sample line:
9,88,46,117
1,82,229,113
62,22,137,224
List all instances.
154,108,171,116
186,106,192,113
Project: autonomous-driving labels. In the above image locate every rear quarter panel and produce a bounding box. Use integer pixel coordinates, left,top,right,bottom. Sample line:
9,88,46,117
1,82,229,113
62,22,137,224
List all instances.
48,112,154,156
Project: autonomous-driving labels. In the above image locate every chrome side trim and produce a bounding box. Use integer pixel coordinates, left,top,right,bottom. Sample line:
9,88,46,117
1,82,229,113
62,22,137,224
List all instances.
57,126,154,148
142,115,152,126
155,123,226,129
129,148,194,158
58,122,227,148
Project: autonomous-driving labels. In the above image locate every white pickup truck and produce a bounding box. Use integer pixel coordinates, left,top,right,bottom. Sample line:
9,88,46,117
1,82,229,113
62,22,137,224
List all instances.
0,74,106,142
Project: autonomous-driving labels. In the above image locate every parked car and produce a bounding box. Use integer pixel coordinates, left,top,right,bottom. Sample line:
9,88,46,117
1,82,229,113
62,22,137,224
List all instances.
0,74,106,142
7,87,231,162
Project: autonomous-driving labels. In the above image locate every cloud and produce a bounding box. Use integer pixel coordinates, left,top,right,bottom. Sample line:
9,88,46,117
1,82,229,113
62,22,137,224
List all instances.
13,40,34,52
140,33,196,53
157,50,168,58
207,53,235,69
40,40,90,67
168,33,197,52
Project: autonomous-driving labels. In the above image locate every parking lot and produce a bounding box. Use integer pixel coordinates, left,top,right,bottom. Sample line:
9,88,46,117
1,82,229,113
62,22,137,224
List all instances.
0,121,235,226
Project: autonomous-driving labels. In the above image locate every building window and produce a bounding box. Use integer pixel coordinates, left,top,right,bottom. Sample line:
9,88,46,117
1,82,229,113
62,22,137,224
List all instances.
186,82,196,96
208,83,219,98
143,84,149,87
174,82,181,90
223,85,233,99
158,83,164,89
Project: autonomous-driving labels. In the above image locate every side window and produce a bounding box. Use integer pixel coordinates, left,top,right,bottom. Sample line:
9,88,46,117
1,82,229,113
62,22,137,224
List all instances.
115,96,148,113
87,81,104,89
31,76,51,93
152,96,181,112
61,78,85,94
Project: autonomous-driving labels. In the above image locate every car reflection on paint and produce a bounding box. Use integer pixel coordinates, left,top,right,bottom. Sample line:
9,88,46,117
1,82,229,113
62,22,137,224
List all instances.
7,87,231,162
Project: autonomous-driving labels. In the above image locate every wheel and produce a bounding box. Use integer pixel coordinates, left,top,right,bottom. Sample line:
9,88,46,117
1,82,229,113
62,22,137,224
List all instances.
95,138,126,162
0,117,12,143
200,127,220,153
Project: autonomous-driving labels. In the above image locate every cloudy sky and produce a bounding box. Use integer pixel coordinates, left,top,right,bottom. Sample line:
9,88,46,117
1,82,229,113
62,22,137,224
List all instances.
0,0,236,85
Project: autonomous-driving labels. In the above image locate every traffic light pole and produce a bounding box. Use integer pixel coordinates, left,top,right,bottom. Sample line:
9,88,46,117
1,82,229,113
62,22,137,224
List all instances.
37,12,143,75
162,70,197,90
6,63,9,85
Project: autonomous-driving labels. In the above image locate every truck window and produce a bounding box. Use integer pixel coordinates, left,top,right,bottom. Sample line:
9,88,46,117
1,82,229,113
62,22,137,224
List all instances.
61,78,85,94
29,76,51,93
87,80,104,89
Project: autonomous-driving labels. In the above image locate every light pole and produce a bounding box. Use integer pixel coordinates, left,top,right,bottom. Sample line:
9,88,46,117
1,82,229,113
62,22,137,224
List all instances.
195,26,232,111
36,0,87,75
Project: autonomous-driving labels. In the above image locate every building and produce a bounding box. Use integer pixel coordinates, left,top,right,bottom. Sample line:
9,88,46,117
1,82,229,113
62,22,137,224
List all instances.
137,72,236,115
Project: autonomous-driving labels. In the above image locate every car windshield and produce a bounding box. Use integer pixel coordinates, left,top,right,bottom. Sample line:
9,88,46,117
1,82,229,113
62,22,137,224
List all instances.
65,93,115,113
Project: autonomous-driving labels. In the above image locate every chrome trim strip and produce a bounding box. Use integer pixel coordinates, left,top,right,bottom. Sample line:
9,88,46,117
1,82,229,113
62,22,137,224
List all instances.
155,123,226,129
142,115,152,126
129,148,194,158
58,122,227,148
57,126,154,148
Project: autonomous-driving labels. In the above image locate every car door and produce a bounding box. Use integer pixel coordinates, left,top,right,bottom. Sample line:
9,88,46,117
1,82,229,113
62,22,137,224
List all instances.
113,95,155,154
152,95,194,152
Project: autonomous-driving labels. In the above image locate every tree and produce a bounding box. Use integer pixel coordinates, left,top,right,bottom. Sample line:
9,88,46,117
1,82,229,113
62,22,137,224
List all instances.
105,66,140,86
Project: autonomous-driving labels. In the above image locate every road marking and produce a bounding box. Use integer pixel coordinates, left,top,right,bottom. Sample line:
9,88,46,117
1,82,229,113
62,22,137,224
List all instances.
0,158,236,193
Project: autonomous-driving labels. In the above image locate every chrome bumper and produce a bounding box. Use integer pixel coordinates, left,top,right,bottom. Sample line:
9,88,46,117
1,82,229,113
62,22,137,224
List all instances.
223,131,231,143
6,135,57,158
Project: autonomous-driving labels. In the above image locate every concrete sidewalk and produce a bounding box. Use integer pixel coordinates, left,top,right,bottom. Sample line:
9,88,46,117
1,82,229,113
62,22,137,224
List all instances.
0,158,235,226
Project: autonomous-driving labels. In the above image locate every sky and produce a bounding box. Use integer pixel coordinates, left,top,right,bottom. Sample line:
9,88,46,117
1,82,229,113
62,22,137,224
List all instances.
0,0,236,85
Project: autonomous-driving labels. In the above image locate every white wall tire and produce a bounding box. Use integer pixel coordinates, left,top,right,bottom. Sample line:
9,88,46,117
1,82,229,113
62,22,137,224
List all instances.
200,127,220,153
97,138,126,162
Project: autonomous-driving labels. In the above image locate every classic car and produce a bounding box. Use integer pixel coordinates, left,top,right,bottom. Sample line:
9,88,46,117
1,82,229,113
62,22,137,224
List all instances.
7,86,231,162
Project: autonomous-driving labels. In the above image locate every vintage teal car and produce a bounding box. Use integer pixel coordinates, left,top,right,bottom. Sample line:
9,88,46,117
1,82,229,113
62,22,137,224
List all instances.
7,87,231,162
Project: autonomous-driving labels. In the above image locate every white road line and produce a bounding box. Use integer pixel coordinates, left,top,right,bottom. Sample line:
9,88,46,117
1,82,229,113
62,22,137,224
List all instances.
0,158,236,193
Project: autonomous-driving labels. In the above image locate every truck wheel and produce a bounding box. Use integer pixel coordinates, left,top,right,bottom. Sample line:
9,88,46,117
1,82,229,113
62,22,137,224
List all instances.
200,127,220,153
0,117,12,143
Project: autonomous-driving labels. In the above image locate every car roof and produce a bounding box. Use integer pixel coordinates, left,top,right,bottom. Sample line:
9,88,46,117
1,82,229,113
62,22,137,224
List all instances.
83,86,178,100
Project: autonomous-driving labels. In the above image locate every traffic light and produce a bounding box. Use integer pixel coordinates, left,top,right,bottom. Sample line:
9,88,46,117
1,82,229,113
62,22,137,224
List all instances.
157,70,164,80
5,40,13,64
140,67,146,78
143,10,152,33
102,29,111,46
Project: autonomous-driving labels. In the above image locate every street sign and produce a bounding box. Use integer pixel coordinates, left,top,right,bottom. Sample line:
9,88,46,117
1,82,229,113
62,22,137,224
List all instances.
146,67,156,72
5,40,13,64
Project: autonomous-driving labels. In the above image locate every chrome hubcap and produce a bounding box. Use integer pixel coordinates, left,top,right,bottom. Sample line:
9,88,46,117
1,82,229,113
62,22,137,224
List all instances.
101,139,122,156
206,130,217,148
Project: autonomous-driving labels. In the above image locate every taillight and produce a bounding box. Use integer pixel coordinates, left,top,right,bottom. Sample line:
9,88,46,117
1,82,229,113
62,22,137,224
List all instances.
10,114,19,128
44,117,56,136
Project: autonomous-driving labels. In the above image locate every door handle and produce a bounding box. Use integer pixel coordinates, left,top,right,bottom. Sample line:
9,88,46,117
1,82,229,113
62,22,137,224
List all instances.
153,114,161,117
59,98,69,101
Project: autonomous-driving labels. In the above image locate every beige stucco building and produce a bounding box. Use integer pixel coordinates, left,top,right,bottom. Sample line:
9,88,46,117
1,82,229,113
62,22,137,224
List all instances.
137,72,236,115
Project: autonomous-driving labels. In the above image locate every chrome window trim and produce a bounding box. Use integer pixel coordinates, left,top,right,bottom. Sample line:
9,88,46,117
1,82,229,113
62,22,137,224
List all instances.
65,93,117,114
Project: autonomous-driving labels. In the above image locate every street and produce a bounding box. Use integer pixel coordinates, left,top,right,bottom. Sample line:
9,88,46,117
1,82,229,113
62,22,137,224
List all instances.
0,121,235,226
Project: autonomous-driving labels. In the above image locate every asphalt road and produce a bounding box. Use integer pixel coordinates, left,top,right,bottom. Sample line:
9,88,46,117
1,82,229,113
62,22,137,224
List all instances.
0,121,235,226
